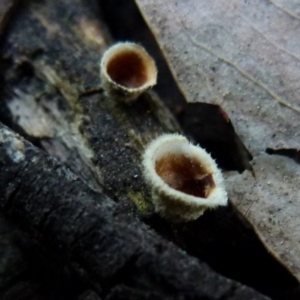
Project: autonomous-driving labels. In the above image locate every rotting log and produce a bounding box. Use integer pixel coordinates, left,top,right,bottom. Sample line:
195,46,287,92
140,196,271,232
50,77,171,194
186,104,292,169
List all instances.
0,123,268,299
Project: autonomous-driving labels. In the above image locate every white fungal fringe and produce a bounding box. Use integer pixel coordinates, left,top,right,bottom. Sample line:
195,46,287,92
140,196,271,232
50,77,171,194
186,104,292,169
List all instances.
100,42,157,103
142,134,227,222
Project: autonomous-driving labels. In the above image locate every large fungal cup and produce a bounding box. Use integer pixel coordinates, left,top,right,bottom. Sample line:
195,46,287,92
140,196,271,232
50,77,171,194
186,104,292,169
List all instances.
100,42,157,103
142,134,227,222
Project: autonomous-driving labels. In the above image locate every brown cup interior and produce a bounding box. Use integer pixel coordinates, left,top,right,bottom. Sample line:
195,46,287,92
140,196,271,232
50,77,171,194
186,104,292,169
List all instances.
106,50,150,89
155,153,215,198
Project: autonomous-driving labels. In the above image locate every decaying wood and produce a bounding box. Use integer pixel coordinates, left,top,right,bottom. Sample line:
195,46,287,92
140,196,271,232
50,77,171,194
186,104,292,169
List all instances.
0,123,268,299
0,0,180,206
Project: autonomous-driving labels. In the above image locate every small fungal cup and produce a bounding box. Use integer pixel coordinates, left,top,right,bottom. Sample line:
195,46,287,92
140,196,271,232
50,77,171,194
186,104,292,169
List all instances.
142,134,227,222
100,42,157,103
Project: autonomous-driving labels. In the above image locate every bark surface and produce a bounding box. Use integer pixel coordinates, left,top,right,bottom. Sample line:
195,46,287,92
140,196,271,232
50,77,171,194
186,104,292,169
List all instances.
0,123,267,299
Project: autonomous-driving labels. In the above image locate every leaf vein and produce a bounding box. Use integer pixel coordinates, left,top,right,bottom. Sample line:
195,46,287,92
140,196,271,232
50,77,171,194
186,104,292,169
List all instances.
167,0,300,114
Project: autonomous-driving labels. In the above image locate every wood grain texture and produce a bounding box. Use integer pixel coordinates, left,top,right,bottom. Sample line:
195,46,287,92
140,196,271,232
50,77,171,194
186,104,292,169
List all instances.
0,123,268,299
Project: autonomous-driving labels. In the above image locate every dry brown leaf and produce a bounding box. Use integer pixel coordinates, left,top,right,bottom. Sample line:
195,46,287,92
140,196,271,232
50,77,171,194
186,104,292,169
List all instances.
136,0,300,281
225,154,300,278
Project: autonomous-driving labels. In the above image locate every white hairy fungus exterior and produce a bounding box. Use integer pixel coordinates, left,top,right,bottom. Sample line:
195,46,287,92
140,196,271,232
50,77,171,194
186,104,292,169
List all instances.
100,42,157,103
142,134,227,222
